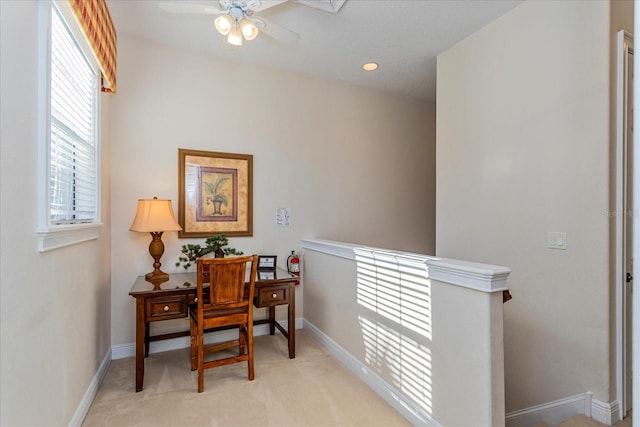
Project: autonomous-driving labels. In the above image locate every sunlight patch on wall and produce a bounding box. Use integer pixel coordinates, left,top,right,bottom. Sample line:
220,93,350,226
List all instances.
359,316,433,415
354,248,432,340
354,247,433,415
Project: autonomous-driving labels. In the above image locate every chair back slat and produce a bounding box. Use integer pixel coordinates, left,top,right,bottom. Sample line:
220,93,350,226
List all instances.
196,255,257,309
208,260,245,305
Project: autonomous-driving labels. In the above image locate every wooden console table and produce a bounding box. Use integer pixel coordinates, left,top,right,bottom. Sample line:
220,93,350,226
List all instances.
129,268,297,392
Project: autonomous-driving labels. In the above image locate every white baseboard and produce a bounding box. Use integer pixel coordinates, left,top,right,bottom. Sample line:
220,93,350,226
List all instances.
68,348,111,427
303,319,440,427
505,393,620,427
591,398,620,425
112,317,304,360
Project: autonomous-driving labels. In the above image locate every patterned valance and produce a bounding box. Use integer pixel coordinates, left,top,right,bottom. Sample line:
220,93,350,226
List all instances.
68,0,117,93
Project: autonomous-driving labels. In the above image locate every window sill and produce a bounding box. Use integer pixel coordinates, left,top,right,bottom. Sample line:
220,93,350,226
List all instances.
37,222,103,252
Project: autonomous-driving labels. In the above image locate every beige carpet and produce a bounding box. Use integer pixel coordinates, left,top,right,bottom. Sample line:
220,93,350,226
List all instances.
83,329,633,427
83,329,411,426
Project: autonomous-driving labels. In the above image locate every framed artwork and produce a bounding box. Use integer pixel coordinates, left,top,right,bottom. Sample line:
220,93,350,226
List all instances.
178,149,253,237
258,271,275,281
258,255,277,270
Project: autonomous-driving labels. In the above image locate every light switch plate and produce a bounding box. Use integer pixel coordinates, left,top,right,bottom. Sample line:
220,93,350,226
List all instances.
548,232,567,250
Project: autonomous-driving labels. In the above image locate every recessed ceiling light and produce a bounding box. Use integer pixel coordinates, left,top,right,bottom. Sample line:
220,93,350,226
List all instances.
362,62,379,71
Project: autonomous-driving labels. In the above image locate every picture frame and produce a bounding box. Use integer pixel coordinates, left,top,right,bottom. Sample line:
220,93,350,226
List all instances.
258,270,275,281
178,149,253,238
258,255,277,270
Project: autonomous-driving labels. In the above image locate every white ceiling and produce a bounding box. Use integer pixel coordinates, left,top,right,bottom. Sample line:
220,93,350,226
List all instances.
107,0,524,102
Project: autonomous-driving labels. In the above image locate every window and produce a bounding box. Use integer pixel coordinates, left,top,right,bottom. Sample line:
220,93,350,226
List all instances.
37,1,102,251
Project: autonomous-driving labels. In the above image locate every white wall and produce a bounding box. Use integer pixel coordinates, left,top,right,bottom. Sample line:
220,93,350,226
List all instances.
0,1,112,425
110,36,436,347
436,0,618,413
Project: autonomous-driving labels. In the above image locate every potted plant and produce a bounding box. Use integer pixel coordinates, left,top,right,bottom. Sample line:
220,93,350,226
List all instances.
204,177,228,216
175,234,244,271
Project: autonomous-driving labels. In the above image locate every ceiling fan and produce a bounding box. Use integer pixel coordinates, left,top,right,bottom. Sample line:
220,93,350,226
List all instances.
159,0,301,47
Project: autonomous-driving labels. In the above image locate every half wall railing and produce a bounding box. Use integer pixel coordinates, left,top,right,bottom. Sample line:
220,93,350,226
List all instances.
300,238,511,427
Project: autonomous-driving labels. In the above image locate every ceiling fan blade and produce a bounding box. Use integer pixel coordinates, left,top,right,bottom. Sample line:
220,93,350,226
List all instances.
250,1,289,12
293,0,346,13
255,16,299,45
159,2,223,15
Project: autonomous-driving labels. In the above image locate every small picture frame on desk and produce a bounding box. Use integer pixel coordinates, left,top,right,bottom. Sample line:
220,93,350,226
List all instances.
258,270,275,281
258,255,277,270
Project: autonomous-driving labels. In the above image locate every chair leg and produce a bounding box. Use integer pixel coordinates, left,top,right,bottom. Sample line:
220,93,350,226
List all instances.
239,324,246,356
247,321,254,381
190,317,197,371
197,324,204,393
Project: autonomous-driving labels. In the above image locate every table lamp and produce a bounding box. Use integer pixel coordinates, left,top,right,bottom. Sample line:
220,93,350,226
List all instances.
130,197,182,283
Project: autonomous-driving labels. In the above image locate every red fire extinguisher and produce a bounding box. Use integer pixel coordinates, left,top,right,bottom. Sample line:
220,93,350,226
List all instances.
287,250,300,277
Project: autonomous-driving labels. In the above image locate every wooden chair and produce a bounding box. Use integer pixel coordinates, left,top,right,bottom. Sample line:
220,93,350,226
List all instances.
190,254,258,393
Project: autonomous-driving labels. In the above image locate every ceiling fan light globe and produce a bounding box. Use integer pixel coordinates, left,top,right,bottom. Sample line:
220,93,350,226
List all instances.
214,14,233,35
240,18,259,40
227,27,243,46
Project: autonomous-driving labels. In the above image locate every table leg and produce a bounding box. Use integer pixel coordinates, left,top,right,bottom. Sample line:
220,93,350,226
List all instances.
144,322,150,357
135,297,145,392
288,282,295,358
269,306,276,335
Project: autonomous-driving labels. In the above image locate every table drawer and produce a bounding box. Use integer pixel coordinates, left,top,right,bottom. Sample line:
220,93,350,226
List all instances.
187,294,197,306
255,285,289,307
146,295,188,321
187,291,209,306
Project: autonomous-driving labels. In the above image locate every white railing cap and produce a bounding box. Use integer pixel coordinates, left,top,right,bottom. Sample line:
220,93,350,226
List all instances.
426,258,511,293
300,238,511,293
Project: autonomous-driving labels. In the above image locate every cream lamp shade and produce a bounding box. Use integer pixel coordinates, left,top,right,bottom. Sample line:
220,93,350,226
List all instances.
227,26,243,46
130,197,182,284
239,18,258,41
214,14,233,35
130,197,182,233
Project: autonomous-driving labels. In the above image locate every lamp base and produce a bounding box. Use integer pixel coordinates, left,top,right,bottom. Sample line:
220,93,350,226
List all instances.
145,231,169,285
145,270,169,284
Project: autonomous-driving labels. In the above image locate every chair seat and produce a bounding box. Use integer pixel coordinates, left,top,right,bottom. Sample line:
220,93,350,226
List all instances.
190,304,248,321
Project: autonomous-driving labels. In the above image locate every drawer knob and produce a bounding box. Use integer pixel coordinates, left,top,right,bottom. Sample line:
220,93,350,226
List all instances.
272,293,277,299
194,297,198,303
163,305,169,312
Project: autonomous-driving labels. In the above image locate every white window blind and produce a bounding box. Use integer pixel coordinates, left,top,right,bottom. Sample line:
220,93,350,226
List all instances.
49,4,98,224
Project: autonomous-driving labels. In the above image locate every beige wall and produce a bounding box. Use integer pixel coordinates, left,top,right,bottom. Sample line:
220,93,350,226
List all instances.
0,1,112,425
110,36,436,346
436,0,624,412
